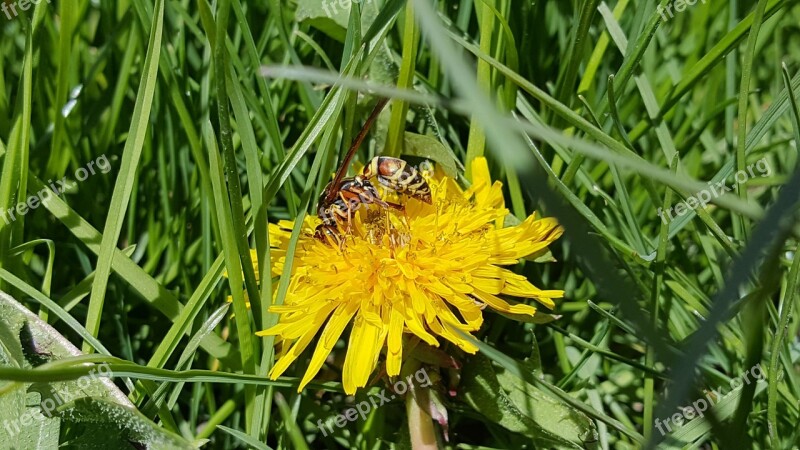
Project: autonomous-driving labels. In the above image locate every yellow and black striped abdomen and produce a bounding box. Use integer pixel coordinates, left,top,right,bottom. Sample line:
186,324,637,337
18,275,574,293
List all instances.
363,157,432,204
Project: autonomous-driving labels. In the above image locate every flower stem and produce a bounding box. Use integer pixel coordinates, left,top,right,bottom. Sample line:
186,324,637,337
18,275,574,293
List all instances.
406,386,438,450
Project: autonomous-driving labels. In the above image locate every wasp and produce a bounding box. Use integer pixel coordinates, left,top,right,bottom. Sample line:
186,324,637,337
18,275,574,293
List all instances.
315,98,432,244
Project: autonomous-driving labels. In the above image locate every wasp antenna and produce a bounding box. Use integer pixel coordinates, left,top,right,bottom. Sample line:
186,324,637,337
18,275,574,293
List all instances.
324,98,391,203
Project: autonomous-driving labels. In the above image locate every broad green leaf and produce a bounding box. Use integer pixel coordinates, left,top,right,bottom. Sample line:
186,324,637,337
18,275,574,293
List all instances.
403,131,458,177
461,354,598,449
295,0,380,41
56,397,198,449
496,366,598,449
0,292,137,448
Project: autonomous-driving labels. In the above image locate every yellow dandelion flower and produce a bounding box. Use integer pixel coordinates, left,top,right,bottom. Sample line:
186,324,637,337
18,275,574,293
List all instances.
256,157,564,395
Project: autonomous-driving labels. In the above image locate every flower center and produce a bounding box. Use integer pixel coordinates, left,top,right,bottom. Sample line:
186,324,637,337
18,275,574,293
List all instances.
360,208,412,250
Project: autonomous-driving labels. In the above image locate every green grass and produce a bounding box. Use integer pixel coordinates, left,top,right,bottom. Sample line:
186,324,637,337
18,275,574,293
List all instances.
1,0,800,448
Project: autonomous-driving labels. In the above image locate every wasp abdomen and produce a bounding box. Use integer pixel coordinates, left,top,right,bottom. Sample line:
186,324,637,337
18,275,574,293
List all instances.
363,156,432,204
315,177,388,243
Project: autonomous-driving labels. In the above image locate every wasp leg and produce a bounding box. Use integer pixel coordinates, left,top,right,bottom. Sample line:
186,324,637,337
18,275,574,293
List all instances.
385,201,404,211
385,200,412,232
383,208,391,238
401,202,411,226
337,191,355,234
346,207,353,234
